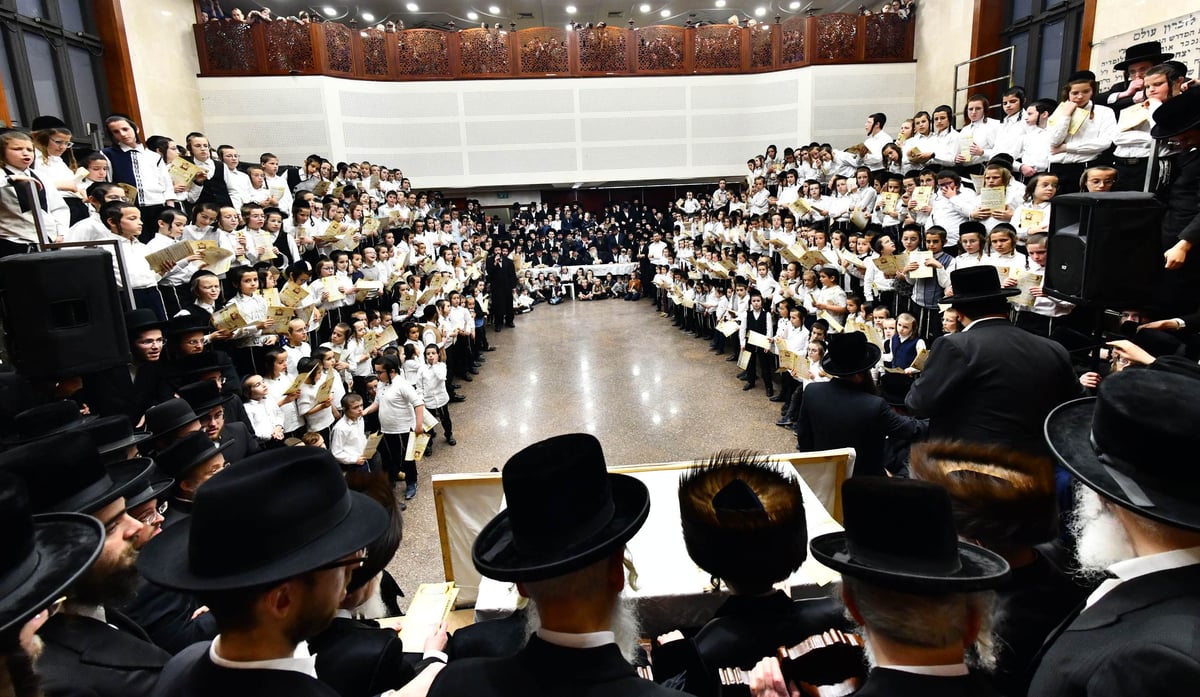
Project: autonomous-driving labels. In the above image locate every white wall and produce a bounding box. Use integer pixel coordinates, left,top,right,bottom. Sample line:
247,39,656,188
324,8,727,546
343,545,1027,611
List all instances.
911,0,973,112
120,0,203,139
197,63,915,190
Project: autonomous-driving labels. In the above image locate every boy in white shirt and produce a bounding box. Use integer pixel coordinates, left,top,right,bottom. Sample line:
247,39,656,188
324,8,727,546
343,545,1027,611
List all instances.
331,392,372,473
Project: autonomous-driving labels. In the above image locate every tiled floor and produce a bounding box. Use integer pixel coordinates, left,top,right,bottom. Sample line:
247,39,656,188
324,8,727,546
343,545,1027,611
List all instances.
386,296,798,605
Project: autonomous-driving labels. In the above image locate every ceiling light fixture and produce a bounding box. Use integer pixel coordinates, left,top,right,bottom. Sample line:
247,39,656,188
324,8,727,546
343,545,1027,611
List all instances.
488,5,501,13
322,6,337,17
405,3,419,11
566,5,576,13
362,12,375,21
660,8,671,17
467,10,478,19
714,0,725,5
639,4,651,13
788,0,800,7
754,6,766,16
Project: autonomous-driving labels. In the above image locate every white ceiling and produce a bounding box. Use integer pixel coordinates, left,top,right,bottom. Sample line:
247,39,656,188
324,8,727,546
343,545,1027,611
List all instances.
239,0,873,30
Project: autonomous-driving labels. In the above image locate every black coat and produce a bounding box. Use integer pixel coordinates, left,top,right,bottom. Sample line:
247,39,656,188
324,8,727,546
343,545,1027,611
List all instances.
152,641,338,697
855,667,1002,697
905,318,1083,454
118,578,219,655
39,608,171,697
1161,148,1200,248
217,421,260,464
309,616,437,697
428,635,678,697
1028,564,1200,697
796,379,926,477
446,608,529,660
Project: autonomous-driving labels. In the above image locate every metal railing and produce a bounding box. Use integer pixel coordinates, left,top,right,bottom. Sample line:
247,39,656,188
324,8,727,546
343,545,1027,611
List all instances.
952,46,1015,116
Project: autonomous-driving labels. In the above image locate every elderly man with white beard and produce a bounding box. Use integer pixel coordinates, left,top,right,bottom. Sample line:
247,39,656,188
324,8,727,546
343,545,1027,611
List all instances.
427,434,676,697
750,478,1011,697
1029,368,1200,697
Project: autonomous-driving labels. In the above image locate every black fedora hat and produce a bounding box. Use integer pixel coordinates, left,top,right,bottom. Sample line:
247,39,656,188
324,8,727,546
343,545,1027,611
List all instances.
473,433,651,583
165,315,209,339
1114,41,1173,72
123,470,174,510
125,308,166,336
679,452,807,586
137,448,388,591
0,431,153,514
810,478,1010,594
155,430,232,480
2,400,95,445
1151,87,1200,140
178,380,233,416
172,353,225,380
946,266,1019,307
1045,369,1200,531
821,332,882,377
1067,70,1097,84
30,115,68,131
0,472,104,637
144,398,200,440
76,414,152,459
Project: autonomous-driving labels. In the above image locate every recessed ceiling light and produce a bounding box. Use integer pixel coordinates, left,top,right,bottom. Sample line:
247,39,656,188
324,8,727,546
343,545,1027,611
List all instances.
488,5,501,13
362,12,375,21
660,8,671,17
714,0,725,5
566,5,576,13
639,4,651,13
406,3,419,10
322,6,337,17
788,0,800,7
754,6,766,15
467,10,478,19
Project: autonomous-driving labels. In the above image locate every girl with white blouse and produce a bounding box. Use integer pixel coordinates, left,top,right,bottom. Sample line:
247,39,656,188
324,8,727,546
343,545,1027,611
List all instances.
419,343,455,447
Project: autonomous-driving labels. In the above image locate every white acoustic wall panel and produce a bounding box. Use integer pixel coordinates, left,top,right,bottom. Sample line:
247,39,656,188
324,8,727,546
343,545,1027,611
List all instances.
198,63,914,189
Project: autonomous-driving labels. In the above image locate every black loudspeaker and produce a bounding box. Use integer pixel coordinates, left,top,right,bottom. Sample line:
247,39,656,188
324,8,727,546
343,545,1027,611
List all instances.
0,249,130,379
1044,192,1164,307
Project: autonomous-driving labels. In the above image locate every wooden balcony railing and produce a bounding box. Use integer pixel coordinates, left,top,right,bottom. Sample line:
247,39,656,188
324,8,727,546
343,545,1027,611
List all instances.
194,13,914,81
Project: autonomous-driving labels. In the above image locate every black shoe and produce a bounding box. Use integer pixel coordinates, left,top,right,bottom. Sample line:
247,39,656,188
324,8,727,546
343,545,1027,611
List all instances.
446,436,457,446
775,418,793,427
476,356,486,363
494,325,502,332
450,395,466,403
485,346,497,351
468,367,480,375
725,355,737,362
451,383,463,390
397,500,407,511
736,371,748,380
742,382,755,391
769,394,785,403
505,322,516,328
462,374,474,382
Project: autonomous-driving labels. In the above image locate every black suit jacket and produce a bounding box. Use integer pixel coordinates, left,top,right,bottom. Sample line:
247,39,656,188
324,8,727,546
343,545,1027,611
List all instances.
797,380,926,477
856,667,1002,697
119,578,218,655
39,609,171,697
152,641,338,697
447,608,529,660
1028,564,1200,697
309,616,437,697
217,421,260,464
428,635,678,697
905,318,1083,454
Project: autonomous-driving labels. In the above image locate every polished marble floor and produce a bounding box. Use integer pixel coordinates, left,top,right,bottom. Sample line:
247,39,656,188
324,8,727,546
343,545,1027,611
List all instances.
387,296,798,603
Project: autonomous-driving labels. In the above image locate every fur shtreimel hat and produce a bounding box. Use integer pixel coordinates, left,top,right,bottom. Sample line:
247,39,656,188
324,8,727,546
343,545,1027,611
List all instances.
679,450,807,588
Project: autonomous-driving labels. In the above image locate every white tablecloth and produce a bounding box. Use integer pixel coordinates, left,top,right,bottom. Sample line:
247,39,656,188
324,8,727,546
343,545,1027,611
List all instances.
519,263,638,280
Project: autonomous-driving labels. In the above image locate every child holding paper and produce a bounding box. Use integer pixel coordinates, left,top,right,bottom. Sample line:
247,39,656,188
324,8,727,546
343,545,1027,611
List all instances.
296,355,336,441
262,347,303,436
419,343,455,448
242,374,286,446
330,393,372,472
1013,173,1058,242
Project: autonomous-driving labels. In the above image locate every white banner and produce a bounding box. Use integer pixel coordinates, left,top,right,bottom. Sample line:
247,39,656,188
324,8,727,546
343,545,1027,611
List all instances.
1090,11,1200,92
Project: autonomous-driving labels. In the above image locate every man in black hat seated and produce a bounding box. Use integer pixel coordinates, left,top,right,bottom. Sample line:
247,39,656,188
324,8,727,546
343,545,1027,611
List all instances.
1028,370,1200,697
652,451,852,693
750,478,1011,697
428,433,677,697
117,462,221,654
1100,41,1174,114
910,441,1092,697
906,266,1083,456
138,448,391,697
140,397,203,459
0,471,104,697
0,431,169,697
794,332,925,477
177,380,259,464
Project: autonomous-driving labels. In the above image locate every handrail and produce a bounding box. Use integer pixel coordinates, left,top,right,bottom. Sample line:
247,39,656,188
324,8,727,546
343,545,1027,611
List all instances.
193,13,915,82
952,45,1014,117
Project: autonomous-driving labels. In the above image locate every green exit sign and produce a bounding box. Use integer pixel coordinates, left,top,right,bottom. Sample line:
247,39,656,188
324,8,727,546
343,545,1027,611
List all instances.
496,192,509,199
